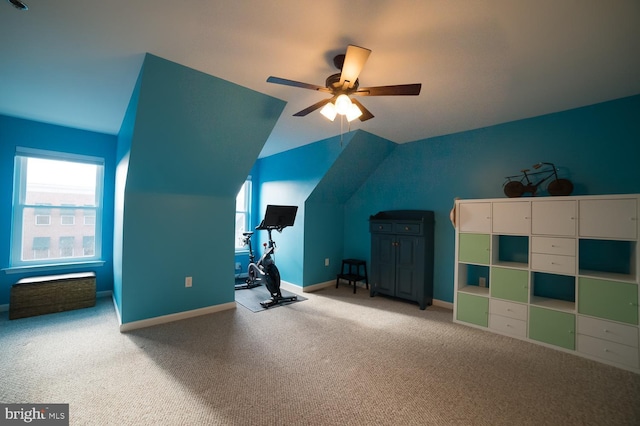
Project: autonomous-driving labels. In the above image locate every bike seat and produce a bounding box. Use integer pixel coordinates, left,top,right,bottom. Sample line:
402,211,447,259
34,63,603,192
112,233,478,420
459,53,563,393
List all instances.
242,232,254,237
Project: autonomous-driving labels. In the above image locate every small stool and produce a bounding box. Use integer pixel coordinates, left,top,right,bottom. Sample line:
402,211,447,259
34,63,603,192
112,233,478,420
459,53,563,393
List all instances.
336,259,368,294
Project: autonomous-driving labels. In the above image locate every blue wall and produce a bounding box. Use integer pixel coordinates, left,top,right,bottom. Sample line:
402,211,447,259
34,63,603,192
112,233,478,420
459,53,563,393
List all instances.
0,115,116,305
304,131,396,285
256,130,396,287
344,95,640,303
255,132,355,285
114,54,285,324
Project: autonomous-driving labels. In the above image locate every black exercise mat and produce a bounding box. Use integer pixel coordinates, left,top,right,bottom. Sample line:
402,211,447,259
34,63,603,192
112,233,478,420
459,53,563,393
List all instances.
235,282,306,312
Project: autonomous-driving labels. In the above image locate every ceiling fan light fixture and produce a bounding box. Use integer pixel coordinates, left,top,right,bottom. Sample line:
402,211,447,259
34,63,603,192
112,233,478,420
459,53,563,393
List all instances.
346,103,363,122
320,102,337,121
334,94,352,115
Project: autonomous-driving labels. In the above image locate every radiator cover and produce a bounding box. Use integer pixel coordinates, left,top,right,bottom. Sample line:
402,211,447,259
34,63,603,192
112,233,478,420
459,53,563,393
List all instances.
10,272,96,320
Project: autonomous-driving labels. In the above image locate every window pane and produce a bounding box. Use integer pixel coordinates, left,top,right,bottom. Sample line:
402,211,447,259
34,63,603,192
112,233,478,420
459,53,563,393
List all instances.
26,158,97,207
21,206,96,261
234,179,251,250
236,184,246,211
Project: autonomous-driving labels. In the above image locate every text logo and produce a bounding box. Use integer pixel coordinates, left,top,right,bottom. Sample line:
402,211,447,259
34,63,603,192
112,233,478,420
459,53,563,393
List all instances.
1,404,68,425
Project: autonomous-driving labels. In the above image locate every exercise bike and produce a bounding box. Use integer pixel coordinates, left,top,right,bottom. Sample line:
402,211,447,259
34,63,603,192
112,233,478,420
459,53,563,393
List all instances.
237,205,299,309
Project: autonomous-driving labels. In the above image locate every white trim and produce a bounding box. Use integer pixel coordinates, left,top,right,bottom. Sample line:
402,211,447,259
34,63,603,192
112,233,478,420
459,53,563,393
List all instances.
118,302,236,332
2,260,105,274
111,293,123,325
432,299,453,310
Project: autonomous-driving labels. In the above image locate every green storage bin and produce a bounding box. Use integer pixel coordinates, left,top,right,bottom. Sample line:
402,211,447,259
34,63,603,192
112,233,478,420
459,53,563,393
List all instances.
491,267,529,303
529,306,575,350
456,292,489,327
459,233,490,265
578,277,638,325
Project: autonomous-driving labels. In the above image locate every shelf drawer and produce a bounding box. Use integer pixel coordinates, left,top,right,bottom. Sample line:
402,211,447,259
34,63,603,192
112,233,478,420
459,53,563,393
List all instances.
578,277,639,325
370,222,393,234
577,316,639,347
489,314,527,338
577,334,639,369
531,237,576,256
393,222,422,235
490,299,527,321
531,253,576,275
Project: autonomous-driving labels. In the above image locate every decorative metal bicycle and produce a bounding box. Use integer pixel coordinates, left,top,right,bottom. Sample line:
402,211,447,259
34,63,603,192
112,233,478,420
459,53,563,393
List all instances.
503,162,573,198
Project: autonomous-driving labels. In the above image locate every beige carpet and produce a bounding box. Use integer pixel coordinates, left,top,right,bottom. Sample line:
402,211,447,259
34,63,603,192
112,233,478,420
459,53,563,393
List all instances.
1,286,639,425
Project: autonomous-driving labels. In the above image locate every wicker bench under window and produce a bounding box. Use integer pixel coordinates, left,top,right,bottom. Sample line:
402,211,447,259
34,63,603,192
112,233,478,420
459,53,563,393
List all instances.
10,272,96,320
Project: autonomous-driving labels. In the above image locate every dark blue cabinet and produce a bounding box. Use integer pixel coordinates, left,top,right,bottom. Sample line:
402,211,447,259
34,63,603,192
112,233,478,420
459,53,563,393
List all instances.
369,211,435,310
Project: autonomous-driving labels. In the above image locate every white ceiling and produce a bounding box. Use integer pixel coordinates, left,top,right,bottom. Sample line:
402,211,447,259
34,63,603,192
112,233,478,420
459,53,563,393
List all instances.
1,1,639,158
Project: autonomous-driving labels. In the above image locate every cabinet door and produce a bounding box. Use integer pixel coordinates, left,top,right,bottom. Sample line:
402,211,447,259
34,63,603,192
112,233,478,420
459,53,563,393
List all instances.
578,277,639,325
492,202,531,234
532,200,576,236
458,233,490,264
579,198,638,239
490,267,528,303
456,293,489,327
529,306,575,350
371,234,395,295
395,236,424,301
459,202,491,233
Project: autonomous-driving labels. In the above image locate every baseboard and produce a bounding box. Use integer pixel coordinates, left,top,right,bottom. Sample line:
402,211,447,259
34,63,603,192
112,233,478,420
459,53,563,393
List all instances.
432,299,453,310
0,303,7,312
281,280,335,293
118,302,236,332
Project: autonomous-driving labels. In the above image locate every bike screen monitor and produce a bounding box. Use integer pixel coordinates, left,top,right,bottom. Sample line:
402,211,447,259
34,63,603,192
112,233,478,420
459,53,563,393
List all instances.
261,205,298,229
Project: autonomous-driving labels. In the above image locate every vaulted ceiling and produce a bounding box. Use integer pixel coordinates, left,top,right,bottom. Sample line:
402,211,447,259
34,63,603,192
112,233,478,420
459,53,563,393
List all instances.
1,0,639,157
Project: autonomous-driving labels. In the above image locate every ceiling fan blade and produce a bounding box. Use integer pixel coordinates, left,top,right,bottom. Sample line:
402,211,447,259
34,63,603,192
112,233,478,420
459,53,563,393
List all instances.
292,97,335,117
339,45,371,89
267,76,332,93
354,83,422,96
350,98,375,122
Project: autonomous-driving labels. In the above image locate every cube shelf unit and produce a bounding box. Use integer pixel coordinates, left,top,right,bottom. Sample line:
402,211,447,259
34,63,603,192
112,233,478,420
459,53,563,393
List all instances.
453,194,640,373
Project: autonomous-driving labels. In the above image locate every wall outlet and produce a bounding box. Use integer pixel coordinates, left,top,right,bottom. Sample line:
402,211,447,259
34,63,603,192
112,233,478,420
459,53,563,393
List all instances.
235,262,242,271
479,277,486,288
325,258,330,267
185,276,192,288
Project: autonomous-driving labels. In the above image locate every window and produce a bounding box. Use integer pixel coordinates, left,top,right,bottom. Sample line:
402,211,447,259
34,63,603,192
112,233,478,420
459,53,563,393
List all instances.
59,236,75,257
235,178,252,250
11,148,104,267
60,204,76,225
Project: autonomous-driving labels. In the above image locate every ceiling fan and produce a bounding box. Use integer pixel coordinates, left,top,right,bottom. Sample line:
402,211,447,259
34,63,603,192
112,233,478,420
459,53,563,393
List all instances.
266,45,421,122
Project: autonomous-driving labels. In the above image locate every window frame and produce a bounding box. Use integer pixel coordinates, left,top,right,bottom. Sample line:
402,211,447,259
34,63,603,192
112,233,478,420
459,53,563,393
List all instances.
10,147,105,268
